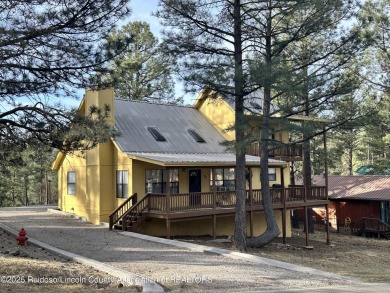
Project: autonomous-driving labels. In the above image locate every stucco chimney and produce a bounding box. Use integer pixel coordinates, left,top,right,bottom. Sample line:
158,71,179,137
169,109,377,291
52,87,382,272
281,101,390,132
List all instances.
84,88,115,126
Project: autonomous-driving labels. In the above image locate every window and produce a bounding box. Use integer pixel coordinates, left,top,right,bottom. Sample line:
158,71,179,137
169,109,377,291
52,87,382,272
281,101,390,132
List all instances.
116,170,128,198
145,169,179,194
188,129,206,143
210,168,235,191
147,127,166,142
67,171,76,195
269,168,276,181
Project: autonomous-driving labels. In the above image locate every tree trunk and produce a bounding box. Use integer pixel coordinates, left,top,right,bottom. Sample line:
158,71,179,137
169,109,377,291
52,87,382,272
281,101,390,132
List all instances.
232,0,247,252
303,90,314,234
247,0,280,248
348,132,353,175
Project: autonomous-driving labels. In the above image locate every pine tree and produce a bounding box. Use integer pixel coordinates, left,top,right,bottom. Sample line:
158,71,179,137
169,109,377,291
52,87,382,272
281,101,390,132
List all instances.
0,1,130,151
102,21,180,103
157,0,363,248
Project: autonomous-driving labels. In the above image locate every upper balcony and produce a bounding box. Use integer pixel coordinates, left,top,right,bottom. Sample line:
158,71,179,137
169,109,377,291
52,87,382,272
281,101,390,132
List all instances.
246,142,303,161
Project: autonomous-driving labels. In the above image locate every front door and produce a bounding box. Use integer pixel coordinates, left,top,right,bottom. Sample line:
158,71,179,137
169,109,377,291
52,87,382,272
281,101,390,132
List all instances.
189,169,201,206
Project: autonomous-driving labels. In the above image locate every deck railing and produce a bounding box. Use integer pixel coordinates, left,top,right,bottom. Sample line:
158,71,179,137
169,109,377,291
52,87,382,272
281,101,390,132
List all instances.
246,142,302,158
147,186,326,212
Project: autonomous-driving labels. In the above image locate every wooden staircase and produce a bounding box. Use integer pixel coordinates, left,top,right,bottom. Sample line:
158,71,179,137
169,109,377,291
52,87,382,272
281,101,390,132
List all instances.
350,217,390,240
109,193,151,232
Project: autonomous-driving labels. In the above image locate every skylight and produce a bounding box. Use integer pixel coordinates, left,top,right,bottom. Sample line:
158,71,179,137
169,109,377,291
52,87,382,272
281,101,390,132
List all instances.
148,127,166,142
188,129,206,143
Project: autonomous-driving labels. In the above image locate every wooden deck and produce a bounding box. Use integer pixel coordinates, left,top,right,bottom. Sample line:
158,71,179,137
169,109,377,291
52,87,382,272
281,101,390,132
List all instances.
109,186,328,239
350,217,390,240
246,142,303,161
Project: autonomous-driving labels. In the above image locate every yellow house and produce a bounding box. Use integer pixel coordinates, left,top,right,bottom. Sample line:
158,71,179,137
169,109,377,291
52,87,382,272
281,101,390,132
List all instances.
52,88,328,239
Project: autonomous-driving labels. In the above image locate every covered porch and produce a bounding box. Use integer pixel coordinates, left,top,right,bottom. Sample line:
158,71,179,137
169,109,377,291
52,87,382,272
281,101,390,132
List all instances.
110,152,329,243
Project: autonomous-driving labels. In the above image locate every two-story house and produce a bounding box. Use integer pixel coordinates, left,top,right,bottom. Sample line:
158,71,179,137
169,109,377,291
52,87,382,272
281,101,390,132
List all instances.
52,88,328,240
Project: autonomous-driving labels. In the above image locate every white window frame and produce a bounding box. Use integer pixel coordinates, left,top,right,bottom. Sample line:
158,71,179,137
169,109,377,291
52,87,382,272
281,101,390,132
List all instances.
268,168,277,181
116,170,129,198
67,171,76,195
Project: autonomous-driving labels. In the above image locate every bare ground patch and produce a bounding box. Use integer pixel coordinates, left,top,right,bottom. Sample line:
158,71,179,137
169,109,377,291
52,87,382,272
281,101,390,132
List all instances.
179,226,390,282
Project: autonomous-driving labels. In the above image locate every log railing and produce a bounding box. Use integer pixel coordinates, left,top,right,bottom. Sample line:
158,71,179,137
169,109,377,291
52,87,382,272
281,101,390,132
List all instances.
109,193,137,229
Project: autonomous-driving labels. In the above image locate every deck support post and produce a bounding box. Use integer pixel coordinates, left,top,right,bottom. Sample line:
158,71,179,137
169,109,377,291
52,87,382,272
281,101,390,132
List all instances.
212,215,217,239
304,205,309,246
323,123,330,245
281,166,286,244
249,211,254,238
166,218,171,239
248,167,254,238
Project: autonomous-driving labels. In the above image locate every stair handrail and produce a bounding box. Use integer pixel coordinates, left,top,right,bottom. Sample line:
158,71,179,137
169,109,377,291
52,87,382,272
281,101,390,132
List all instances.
109,192,137,229
121,194,150,231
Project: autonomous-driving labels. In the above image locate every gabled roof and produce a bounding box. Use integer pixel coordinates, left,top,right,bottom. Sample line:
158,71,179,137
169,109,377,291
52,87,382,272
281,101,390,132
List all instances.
312,175,390,201
194,87,331,123
113,99,228,154
223,91,279,115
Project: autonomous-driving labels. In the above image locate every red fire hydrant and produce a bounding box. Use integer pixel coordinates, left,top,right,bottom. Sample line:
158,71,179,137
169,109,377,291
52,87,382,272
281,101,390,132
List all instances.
16,228,28,246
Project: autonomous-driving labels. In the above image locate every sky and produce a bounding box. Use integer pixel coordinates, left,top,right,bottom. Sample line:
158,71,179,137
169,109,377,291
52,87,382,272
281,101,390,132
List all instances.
129,0,192,104
65,0,191,108
129,0,161,36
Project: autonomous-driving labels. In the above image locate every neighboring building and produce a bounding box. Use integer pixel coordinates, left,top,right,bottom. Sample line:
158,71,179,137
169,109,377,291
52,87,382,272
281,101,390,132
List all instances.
312,175,390,227
52,88,328,239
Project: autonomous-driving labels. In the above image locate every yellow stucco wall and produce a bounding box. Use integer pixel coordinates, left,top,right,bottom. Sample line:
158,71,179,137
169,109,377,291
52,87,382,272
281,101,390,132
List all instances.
58,152,88,219
196,94,236,141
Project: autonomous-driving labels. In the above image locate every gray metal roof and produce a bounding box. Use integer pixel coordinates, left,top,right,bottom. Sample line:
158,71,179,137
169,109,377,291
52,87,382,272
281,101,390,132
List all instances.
113,99,228,153
312,175,390,201
128,152,287,167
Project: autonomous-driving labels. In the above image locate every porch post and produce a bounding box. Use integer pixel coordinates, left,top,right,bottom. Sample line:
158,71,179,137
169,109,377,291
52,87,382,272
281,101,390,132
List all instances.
166,168,171,213
249,167,253,238
281,166,286,244
249,167,253,206
323,123,330,245
212,167,217,239
212,167,216,209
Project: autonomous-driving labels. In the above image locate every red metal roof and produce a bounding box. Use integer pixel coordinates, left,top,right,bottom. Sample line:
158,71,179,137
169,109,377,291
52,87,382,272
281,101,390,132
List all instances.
312,175,390,201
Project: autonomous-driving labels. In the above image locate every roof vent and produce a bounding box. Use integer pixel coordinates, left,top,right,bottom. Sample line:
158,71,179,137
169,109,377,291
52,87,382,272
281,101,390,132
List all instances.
148,127,166,142
188,129,206,143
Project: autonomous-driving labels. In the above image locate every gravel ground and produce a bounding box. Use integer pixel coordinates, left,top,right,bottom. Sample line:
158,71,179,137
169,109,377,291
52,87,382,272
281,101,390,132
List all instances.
0,207,359,292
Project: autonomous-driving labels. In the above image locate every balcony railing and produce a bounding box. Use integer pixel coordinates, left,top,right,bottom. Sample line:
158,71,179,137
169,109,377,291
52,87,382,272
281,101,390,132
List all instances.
246,142,302,159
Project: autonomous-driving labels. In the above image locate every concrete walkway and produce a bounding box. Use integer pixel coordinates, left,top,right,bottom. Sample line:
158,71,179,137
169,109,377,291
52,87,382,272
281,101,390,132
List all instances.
0,206,388,292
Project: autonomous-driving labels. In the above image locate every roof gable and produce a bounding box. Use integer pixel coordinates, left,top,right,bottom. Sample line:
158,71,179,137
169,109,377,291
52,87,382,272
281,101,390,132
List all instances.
113,100,228,154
